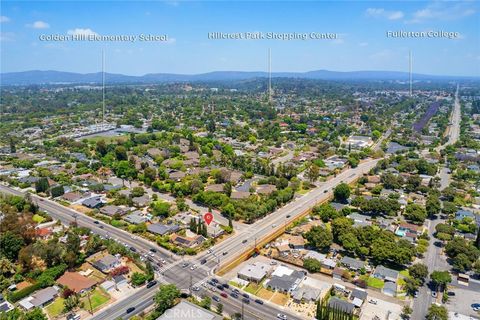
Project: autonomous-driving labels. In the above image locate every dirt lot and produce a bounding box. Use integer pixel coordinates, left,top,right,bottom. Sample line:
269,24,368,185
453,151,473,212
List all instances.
270,292,289,305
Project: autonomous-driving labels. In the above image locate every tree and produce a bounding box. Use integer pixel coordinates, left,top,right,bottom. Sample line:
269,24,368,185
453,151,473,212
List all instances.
304,226,333,252
50,185,65,198
313,204,340,222
401,305,412,320
131,186,145,198
150,201,171,217
426,304,448,320
154,284,180,314
114,146,128,161
306,164,320,183
24,308,48,320
430,270,452,291
131,272,147,286
216,303,223,315
408,263,428,284
200,296,211,310
452,253,472,272
35,177,50,194
404,203,427,224
426,195,441,217
333,183,350,203
63,294,80,313
0,231,24,261
303,258,322,273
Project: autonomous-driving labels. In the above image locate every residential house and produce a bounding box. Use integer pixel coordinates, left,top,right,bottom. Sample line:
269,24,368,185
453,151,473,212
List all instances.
93,254,121,273
303,251,336,269
124,211,149,225
82,196,103,209
328,297,355,314
350,288,367,307
373,265,399,283
147,223,181,236
230,191,250,200
257,184,277,195
57,272,97,294
383,281,397,297
265,265,306,293
340,256,365,271
18,286,59,310
171,234,206,248
132,194,150,207
205,184,225,193
100,205,128,217
291,286,322,303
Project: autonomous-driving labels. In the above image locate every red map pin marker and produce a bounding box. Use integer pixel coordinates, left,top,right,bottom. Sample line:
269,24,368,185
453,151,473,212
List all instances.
203,212,214,226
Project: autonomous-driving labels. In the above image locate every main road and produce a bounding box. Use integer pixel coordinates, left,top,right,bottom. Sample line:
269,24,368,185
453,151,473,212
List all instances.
411,84,461,320
0,157,379,320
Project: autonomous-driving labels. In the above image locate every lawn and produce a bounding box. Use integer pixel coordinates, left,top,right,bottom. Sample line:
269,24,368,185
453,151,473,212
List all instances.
228,281,243,289
366,277,384,289
32,214,46,223
257,288,274,300
360,275,384,289
82,289,110,312
45,297,65,318
244,282,261,295
270,292,289,306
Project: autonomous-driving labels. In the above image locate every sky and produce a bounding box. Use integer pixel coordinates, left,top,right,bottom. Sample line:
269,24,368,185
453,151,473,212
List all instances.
1,1,479,76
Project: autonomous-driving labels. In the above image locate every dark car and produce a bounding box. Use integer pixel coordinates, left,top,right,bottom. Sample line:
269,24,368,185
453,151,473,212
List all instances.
99,225,104,229
149,248,157,253
242,239,248,244
216,285,224,291
242,293,249,299
94,221,100,224
126,307,135,314
222,251,228,256
242,298,250,304
146,280,157,288
447,291,455,296
201,259,207,264
129,246,137,252
323,189,328,193
211,278,219,283
212,296,220,302
230,292,239,298
286,215,291,218
255,299,264,305
222,283,229,289
233,288,240,294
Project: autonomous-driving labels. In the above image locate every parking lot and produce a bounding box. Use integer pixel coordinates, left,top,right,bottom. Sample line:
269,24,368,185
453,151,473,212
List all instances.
361,298,403,320
446,282,480,318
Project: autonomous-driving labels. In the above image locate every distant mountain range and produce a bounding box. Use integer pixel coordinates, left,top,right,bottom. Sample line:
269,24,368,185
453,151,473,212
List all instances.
1,69,478,85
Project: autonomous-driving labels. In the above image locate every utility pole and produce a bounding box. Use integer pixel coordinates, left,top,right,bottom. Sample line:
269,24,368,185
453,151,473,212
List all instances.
268,48,272,102
409,50,413,97
102,49,106,130
87,291,93,314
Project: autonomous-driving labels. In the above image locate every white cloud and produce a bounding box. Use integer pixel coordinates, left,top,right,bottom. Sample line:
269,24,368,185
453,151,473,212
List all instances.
407,2,476,23
67,28,98,37
0,16,11,23
366,8,404,20
359,42,369,47
28,21,50,29
0,32,15,42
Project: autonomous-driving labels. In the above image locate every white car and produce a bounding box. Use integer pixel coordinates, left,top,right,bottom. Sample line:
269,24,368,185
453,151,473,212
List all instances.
277,314,287,320
207,249,213,254
190,264,197,270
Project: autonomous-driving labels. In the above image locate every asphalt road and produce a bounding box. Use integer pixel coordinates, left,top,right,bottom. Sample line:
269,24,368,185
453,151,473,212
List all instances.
411,85,461,320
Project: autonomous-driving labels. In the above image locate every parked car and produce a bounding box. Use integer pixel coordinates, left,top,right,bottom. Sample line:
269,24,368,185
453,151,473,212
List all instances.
222,283,229,289
212,296,220,302
242,298,250,304
220,292,228,298
255,299,264,305
146,280,157,288
431,291,437,298
277,314,287,320
230,292,239,298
